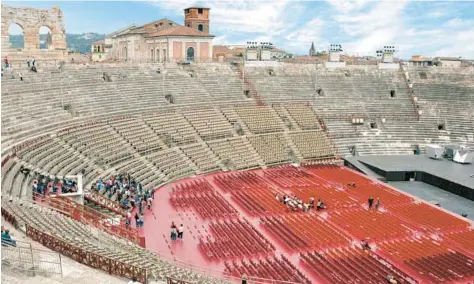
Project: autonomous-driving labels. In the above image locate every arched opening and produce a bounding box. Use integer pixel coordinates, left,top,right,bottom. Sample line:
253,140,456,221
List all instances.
390,90,396,98
151,49,154,62
186,47,194,61
124,46,128,61
8,23,24,49
156,49,160,62
39,26,53,49
198,24,204,32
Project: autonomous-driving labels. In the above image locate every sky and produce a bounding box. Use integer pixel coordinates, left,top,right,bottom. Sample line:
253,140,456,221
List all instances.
5,0,474,58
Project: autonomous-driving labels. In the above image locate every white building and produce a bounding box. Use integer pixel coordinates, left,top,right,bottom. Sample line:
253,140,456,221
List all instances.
105,7,214,62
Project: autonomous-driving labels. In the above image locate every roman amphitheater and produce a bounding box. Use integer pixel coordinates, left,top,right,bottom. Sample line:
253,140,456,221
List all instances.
2,4,474,284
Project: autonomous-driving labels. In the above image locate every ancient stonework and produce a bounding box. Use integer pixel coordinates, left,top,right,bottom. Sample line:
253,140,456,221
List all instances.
1,4,67,61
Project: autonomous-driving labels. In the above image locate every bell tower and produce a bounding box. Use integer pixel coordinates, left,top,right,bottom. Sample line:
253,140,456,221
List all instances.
184,7,210,34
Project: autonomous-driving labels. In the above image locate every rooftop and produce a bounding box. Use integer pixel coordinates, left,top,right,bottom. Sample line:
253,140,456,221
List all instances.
147,25,214,37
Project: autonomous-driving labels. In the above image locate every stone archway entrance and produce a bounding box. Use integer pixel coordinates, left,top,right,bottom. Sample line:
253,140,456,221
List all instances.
186,47,194,61
1,5,67,61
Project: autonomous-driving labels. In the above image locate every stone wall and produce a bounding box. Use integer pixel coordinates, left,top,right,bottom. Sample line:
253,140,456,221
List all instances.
1,4,67,61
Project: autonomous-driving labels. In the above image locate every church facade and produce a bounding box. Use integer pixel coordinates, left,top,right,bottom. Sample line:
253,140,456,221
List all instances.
104,7,214,63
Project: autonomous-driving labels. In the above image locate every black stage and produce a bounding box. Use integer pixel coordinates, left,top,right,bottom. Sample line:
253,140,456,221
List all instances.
345,155,474,201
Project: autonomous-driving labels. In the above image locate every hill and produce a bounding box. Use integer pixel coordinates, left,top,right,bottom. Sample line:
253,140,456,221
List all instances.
8,33,105,54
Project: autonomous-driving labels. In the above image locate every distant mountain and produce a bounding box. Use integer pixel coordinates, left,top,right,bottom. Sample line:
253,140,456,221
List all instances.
8,33,105,54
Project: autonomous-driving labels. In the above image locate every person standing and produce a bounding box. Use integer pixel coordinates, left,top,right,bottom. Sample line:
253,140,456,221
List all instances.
241,274,247,284
178,224,184,240
368,196,374,209
26,57,30,68
147,196,152,210
18,72,23,81
171,227,177,241
32,57,36,66
375,198,380,210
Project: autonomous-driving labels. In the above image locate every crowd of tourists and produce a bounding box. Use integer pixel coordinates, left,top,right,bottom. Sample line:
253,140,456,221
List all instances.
275,193,326,212
32,175,77,195
93,174,155,228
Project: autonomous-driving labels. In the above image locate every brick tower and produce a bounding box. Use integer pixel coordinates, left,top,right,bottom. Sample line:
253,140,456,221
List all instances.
184,7,210,34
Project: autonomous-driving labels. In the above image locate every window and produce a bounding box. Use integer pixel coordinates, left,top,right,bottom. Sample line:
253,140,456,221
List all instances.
198,8,203,14
390,90,396,97
185,9,190,14
370,122,377,129
169,23,173,26
198,24,204,32
437,123,446,131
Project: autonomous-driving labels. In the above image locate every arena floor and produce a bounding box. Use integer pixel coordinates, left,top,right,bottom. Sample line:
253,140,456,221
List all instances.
136,165,474,284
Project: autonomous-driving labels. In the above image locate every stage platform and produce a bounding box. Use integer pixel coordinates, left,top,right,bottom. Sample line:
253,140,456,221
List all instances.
133,165,474,284
345,155,474,200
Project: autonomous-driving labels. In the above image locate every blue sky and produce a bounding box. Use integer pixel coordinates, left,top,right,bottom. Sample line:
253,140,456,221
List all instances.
5,0,474,58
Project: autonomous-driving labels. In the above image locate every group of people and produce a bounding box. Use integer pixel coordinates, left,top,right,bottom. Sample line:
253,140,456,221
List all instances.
32,176,77,195
170,222,184,241
276,193,326,212
368,196,381,210
94,174,155,229
1,227,17,247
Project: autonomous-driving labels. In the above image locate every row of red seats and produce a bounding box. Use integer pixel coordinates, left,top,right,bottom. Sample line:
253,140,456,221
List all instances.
444,229,474,253
406,252,474,283
261,214,351,251
214,171,269,192
199,219,275,259
171,179,214,195
378,237,474,282
301,247,416,284
263,166,316,188
306,165,413,204
170,191,238,220
224,256,311,284
388,203,470,232
329,209,414,241
232,188,288,216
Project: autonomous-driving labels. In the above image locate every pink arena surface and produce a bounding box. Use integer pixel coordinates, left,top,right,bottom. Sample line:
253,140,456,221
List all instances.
135,165,474,284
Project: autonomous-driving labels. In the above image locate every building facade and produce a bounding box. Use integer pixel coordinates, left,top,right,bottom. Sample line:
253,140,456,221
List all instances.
105,7,214,62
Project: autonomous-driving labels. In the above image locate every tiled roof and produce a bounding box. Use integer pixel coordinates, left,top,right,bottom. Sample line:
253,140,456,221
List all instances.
92,40,105,45
147,26,214,37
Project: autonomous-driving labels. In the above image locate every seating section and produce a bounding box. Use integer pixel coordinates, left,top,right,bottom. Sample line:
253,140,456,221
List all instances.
290,131,335,160
235,106,284,134
208,137,262,170
248,134,291,165
301,247,416,284
179,143,221,173
285,104,321,130
1,199,221,283
170,179,238,219
225,256,311,284
59,122,133,167
182,108,234,141
214,172,287,216
199,219,275,259
109,117,165,155
379,238,474,283
143,111,198,146
261,214,350,251
146,148,196,181
388,203,471,231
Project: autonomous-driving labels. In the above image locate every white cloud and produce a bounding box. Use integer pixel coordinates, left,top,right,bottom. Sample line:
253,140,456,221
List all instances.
428,10,443,18
332,0,408,55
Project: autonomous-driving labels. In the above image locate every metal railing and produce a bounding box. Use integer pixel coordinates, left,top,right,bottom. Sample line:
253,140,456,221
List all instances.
1,239,63,278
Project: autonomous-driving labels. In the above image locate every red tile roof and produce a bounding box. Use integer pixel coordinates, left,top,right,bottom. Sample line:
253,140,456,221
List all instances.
147,26,214,37
92,40,105,45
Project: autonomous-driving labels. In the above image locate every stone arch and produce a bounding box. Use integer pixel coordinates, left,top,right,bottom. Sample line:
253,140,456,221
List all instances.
7,22,24,49
187,47,195,61
1,4,66,54
38,26,53,50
